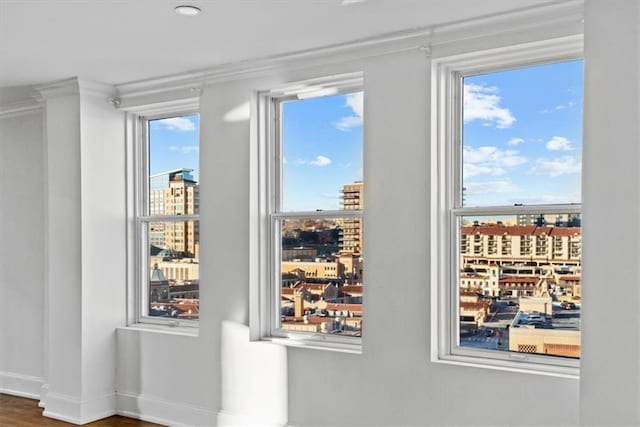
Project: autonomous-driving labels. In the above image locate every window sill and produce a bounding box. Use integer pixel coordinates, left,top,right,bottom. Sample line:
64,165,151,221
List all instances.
433,353,579,379
118,323,199,337
262,335,362,355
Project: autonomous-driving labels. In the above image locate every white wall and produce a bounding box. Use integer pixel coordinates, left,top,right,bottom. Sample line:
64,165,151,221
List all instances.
0,107,46,398
580,1,640,425
203,48,579,426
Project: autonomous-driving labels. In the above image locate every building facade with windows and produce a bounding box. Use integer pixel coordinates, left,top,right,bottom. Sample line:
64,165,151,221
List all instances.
149,168,200,258
338,181,364,256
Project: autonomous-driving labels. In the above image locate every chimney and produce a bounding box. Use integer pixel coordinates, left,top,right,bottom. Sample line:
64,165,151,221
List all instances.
294,290,304,318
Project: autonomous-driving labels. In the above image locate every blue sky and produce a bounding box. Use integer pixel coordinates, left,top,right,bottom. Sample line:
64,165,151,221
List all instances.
149,114,200,180
146,60,581,211
281,92,363,211
463,59,583,207
146,94,363,213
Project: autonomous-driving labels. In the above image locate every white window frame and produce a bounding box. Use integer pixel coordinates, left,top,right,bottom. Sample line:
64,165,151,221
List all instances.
127,99,200,328
251,73,364,353
430,36,583,377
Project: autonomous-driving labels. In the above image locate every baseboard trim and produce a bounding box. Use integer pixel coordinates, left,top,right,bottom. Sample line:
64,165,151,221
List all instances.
43,391,116,425
0,371,45,400
38,383,49,408
116,391,217,427
217,410,287,427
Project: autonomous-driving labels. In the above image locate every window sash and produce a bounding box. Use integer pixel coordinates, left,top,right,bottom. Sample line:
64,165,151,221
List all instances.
431,36,583,376
136,216,200,325
133,112,200,326
254,74,364,351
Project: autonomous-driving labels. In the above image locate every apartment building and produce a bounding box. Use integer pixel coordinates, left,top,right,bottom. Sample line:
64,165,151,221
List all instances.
149,168,200,258
338,181,364,256
461,223,581,266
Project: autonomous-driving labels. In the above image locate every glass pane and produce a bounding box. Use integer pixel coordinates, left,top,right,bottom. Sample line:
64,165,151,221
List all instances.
147,220,200,320
462,60,583,207
280,92,363,212
458,214,580,359
278,217,363,337
148,114,200,215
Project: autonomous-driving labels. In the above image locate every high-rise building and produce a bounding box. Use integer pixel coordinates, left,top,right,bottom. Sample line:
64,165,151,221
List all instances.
339,181,363,256
149,168,200,258
517,213,581,227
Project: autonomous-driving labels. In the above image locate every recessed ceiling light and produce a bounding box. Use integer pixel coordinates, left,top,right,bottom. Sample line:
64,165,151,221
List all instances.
175,5,201,16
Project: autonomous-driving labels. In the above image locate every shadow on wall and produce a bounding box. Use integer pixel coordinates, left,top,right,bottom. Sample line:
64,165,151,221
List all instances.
217,321,288,427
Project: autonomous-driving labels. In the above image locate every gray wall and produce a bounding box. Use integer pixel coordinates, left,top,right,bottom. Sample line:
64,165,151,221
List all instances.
0,107,46,396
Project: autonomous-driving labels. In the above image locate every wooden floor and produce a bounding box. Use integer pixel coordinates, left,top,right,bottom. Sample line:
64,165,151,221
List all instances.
0,394,165,426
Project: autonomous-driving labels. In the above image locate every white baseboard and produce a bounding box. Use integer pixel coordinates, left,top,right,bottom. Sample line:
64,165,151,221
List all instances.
0,371,45,400
217,410,287,427
116,391,217,427
43,391,116,424
38,383,49,408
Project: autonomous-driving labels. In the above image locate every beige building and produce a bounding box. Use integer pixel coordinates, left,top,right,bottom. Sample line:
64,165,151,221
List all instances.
149,168,200,258
509,323,581,358
339,181,364,256
152,259,200,284
461,224,581,266
281,260,344,280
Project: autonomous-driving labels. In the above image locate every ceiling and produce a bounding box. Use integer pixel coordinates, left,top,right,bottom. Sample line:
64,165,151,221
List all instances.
0,0,555,88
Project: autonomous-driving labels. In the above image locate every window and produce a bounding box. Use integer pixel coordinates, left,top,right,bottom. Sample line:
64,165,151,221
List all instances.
252,74,364,352
432,37,583,376
133,111,200,325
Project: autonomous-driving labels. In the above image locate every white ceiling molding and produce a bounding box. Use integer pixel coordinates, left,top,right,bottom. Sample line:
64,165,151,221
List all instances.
35,78,116,102
0,98,43,117
115,0,583,106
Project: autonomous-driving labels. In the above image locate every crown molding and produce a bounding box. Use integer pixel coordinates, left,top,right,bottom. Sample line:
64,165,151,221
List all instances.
0,97,43,117
115,0,583,103
34,78,116,102
429,0,583,48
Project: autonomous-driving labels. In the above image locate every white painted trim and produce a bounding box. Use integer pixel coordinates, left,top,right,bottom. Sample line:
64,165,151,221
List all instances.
35,77,116,102
0,98,43,117
217,409,286,427
115,1,583,102
116,391,217,427
250,75,364,352
38,383,49,408
430,35,583,377
0,371,45,399
42,392,117,425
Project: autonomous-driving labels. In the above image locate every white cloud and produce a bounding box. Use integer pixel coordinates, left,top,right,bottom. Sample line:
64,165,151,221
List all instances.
169,145,199,154
298,155,332,167
507,137,525,146
529,156,581,177
311,155,331,166
464,180,519,195
463,146,528,178
334,92,363,131
464,163,506,178
541,100,577,113
155,117,196,132
463,84,515,128
546,136,575,151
